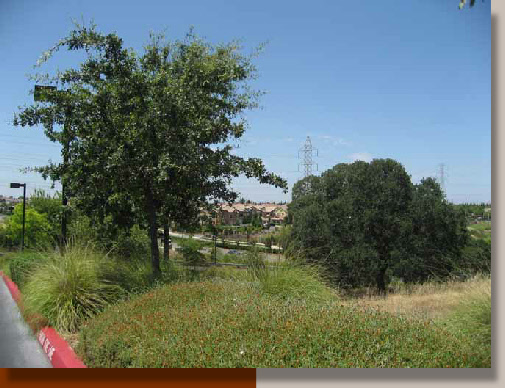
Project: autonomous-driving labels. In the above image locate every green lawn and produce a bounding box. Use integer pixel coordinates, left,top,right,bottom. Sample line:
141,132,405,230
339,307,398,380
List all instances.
468,221,491,232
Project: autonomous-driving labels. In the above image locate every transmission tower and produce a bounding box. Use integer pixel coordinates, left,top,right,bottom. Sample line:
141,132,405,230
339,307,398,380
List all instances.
298,136,318,192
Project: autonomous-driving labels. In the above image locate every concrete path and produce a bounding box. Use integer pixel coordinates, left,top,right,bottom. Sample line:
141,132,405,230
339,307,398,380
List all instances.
0,277,52,368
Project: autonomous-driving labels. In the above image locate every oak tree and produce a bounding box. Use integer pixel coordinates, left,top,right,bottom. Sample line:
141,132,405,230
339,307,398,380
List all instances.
14,23,287,277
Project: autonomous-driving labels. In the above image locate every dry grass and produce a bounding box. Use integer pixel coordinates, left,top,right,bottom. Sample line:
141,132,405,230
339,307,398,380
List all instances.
345,275,491,322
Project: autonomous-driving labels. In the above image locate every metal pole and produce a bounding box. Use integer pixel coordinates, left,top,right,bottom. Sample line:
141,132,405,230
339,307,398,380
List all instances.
21,184,26,251
213,235,217,264
61,108,70,249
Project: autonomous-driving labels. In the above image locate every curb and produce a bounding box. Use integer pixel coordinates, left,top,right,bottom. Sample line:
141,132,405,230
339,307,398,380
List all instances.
0,271,87,368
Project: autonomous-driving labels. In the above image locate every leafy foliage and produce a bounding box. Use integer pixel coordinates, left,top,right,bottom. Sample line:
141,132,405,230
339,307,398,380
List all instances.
288,160,469,292
397,177,469,283
14,22,287,277
4,204,52,249
29,189,62,245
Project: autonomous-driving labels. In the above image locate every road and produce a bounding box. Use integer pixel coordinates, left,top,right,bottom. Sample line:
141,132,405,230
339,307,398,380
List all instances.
162,233,284,264
0,277,52,367
168,231,284,251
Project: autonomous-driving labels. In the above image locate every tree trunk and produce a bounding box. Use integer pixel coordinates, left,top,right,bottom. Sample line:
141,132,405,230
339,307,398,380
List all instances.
147,191,161,279
376,265,387,296
163,222,170,264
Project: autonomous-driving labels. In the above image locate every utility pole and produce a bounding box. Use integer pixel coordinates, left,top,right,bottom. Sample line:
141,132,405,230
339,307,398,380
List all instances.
61,104,71,249
298,136,318,192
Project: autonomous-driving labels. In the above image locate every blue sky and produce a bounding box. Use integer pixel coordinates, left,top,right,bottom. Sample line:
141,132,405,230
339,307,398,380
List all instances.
0,0,490,204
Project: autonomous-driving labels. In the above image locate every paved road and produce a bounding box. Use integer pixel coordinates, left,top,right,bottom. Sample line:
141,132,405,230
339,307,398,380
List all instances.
168,231,284,252
0,277,52,368
164,238,284,264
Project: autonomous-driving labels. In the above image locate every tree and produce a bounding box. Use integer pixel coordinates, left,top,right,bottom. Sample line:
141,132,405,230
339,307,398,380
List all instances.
29,189,62,246
5,204,52,248
289,159,467,293
397,177,468,282
14,23,287,277
459,0,479,9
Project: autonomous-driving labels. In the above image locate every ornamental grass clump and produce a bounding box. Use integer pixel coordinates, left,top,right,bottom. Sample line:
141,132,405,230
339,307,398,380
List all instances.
22,243,125,332
243,249,334,302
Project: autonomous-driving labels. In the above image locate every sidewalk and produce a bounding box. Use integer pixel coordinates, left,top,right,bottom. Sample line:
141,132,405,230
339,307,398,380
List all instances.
0,277,52,368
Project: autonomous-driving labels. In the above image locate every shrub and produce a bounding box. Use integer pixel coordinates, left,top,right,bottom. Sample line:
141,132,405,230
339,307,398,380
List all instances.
29,189,62,246
110,224,150,260
5,205,53,249
21,243,125,332
0,221,13,248
458,239,491,275
103,256,153,295
176,238,208,264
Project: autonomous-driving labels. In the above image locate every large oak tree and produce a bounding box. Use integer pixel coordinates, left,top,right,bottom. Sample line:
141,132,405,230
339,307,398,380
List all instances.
14,23,287,277
288,159,468,293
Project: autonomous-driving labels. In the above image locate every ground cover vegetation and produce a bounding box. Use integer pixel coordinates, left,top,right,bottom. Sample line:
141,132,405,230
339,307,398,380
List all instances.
76,273,490,368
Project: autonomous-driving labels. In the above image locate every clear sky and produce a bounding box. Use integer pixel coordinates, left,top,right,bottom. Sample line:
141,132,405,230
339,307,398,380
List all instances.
0,0,490,204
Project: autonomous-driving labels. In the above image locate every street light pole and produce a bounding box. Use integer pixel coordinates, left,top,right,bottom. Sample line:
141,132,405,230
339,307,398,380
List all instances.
34,85,70,250
22,184,26,250
10,183,26,251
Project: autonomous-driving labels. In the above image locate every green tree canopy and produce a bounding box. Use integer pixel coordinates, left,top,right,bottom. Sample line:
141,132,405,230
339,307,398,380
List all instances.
14,22,287,276
29,189,62,245
6,204,52,248
288,159,468,292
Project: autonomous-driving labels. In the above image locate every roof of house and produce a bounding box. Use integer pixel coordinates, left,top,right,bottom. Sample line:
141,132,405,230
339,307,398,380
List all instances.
217,203,288,213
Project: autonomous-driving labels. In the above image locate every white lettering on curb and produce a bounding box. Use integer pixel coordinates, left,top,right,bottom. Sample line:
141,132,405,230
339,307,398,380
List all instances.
38,331,46,345
47,345,55,361
38,332,56,361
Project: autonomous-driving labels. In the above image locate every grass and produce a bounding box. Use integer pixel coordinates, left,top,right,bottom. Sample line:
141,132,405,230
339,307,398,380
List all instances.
21,243,126,333
468,221,491,232
0,248,14,277
440,276,491,365
76,278,489,368
4,241,490,368
345,276,489,321
467,222,492,244
74,252,491,368
344,275,492,366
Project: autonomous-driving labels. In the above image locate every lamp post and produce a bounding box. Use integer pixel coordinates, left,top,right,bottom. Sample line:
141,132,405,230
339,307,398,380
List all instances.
34,85,70,249
10,183,26,251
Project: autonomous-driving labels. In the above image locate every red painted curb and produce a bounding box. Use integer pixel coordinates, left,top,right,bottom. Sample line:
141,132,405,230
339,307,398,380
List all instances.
37,327,86,368
0,271,87,368
0,271,21,303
